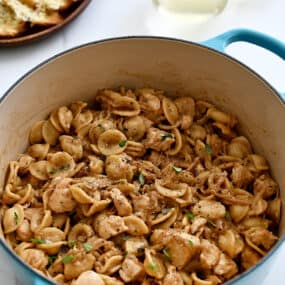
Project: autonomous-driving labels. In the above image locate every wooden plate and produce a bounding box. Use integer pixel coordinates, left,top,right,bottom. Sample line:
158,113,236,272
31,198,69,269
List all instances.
0,0,91,47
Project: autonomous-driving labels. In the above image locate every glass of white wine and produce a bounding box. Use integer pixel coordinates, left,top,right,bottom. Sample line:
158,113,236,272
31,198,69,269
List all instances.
153,0,228,16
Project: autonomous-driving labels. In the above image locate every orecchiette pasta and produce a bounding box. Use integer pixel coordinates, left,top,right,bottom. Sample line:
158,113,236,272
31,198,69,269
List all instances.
0,87,280,285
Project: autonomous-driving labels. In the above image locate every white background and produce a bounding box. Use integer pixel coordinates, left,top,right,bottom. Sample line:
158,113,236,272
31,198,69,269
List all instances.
0,0,285,284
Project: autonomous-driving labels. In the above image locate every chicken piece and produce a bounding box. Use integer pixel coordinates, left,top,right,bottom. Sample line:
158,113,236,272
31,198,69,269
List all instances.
241,246,261,270
231,163,254,188
192,200,226,220
214,253,238,279
246,227,277,250
111,188,133,216
119,255,145,282
105,154,134,182
190,217,207,234
74,271,104,285
144,128,175,152
20,248,48,271
95,215,128,239
131,192,151,220
200,239,221,269
254,174,278,199
151,229,200,269
163,266,184,285
48,178,76,213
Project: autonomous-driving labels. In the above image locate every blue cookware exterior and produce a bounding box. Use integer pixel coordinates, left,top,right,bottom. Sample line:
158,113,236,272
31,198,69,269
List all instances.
1,29,285,285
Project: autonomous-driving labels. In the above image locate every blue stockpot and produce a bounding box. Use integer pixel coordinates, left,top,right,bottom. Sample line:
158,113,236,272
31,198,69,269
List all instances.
1,29,285,285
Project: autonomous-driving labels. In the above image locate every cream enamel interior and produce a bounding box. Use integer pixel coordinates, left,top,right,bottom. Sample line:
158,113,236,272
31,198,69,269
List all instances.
0,37,284,240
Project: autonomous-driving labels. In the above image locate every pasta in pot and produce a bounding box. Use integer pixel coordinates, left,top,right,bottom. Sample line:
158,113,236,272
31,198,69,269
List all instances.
0,87,281,285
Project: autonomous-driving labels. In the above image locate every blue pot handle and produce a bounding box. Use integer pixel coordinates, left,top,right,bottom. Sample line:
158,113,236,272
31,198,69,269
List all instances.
202,29,285,98
33,276,50,285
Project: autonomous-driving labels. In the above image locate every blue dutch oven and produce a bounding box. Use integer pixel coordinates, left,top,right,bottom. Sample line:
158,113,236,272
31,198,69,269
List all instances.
1,29,285,284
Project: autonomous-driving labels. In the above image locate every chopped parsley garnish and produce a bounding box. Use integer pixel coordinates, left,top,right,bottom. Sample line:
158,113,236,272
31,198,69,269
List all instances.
124,251,128,257
188,240,193,246
49,164,70,174
147,263,157,271
161,208,172,215
48,256,57,265
137,248,145,253
172,166,182,173
119,140,127,147
68,240,76,248
59,164,70,171
83,242,92,252
205,143,212,155
31,238,46,244
185,212,195,221
14,212,19,225
138,172,145,186
163,248,171,260
62,255,75,264
161,133,173,141
207,219,216,228
225,211,232,221
122,235,130,241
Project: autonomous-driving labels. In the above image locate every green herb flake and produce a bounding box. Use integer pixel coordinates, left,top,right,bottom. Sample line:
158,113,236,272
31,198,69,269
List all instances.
59,164,70,171
49,168,57,174
163,248,171,260
14,212,19,225
185,212,195,221
188,240,193,246
205,143,212,155
122,235,130,241
83,242,92,252
172,166,183,173
119,140,127,147
147,263,157,271
48,256,57,265
124,251,128,257
68,240,76,248
225,211,232,221
161,133,173,141
161,208,172,215
31,238,46,244
62,255,75,264
137,248,145,253
207,219,216,228
138,172,145,186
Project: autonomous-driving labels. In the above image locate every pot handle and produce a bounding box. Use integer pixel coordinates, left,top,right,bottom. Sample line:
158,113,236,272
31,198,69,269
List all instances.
33,276,50,285
202,29,285,98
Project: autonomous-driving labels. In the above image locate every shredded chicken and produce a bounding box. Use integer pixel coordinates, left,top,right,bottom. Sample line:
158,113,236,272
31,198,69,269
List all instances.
95,215,128,239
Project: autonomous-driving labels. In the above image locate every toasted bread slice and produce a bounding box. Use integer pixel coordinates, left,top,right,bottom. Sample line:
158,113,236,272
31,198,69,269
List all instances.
20,0,76,11
0,1,26,37
5,0,62,26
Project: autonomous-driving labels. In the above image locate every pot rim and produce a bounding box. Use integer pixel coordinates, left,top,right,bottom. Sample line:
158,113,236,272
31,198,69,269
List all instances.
1,35,284,285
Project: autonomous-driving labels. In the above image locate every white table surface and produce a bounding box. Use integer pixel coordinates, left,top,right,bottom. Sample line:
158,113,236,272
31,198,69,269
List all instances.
1,0,285,284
